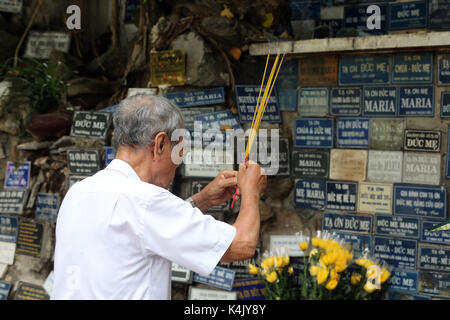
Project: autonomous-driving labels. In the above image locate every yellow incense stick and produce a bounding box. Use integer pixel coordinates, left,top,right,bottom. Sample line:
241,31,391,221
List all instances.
231,53,284,208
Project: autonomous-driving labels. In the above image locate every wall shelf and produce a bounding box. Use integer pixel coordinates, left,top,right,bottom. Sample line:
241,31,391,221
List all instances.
249,31,450,56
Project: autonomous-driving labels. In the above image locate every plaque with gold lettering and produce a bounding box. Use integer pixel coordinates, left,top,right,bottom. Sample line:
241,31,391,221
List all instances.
150,50,185,87
16,219,43,258
299,55,338,86
329,149,367,181
13,281,49,300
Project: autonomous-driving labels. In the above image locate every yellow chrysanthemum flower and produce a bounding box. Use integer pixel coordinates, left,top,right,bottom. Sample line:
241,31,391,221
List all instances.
248,264,259,275
288,266,293,276
266,271,278,283
355,258,376,269
309,249,319,259
299,241,309,251
351,275,361,286
282,256,290,267
311,237,321,247
325,279,338,291
380,268,391,284
317,267,329,285
261,256,275,269
274,256,284,268
329,268,339,281
364,280,378,293
309,265,319,277
334,261,347,273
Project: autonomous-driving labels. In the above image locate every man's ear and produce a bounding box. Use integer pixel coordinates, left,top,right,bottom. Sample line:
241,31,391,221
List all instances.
153,132,167,159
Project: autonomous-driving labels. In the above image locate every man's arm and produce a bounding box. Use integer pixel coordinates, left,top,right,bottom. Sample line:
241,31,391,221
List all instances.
221,162,266,262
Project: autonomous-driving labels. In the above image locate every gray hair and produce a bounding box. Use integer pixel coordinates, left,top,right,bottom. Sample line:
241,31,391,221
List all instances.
112,94,184,149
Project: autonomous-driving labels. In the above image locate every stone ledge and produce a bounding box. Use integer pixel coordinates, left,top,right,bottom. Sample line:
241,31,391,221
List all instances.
249,31,450,56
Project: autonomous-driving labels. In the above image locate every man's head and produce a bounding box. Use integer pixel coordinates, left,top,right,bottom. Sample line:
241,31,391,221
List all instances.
112,94,184,188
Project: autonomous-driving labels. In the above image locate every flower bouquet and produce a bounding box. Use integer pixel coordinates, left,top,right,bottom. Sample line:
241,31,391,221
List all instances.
248,248,297,300
296,230,392,300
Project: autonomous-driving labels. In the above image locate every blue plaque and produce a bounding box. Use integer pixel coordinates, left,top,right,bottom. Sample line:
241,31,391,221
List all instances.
392,53,433,84
438,55,450,85
315,19,343,38
193,266,236,291
339,55,390,85
363,86,397,117
294,179,326,210
393,185,447,220
336,117,370,148
232,278,266,300
105,147,116,167
398,86,434,117
330,88,362,116
294,118,334,148
344,4,388,34
419,246,450,272
373,236,417,270
326,181,357,212
334,232,372,253
0,214,18,243
194,110,243,147
388,1,428,30
420,221,450,246
235,85,281,123
288,0,321,20
387,269,418,294
0,281,11,300
5,161,31,189
375,214,420,239
322,212,373,233
441,92,450,117
429,1,450,30
297,87,329,116
35,193,59,223
165,88,225,108
276,59,298,111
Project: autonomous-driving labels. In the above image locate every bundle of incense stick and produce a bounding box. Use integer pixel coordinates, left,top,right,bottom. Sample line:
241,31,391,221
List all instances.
231,53,285,209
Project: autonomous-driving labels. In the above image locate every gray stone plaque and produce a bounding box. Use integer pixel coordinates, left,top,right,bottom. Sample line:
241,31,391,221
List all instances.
370,118,405,150
402,152,440,186
367,150,403,183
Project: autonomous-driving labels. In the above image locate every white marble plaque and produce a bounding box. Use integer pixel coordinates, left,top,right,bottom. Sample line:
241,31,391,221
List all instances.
24,31,71,59
126,88,158,97
0,242,15,265
402,152,441,185
269,235,305,257
188,287,237,300
0,0,22,13
367,150,403,183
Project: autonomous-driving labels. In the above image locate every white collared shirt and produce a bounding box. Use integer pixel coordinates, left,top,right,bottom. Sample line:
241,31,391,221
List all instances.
52,159,236,300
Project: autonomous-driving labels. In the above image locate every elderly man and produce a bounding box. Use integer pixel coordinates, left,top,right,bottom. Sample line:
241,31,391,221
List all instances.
52,95,266,300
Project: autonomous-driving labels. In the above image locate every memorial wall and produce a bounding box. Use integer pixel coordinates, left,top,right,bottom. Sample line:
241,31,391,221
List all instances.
0,0,449,300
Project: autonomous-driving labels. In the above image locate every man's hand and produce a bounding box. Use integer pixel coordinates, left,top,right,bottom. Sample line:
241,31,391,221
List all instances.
238,161,267,197
192,170,238,212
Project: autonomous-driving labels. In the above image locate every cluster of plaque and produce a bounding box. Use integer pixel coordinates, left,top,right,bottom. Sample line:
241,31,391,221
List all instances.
288,0,449,36
285,51,450,299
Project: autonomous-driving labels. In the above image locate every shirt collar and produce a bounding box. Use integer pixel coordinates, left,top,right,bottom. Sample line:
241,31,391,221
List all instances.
106,159,141,181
